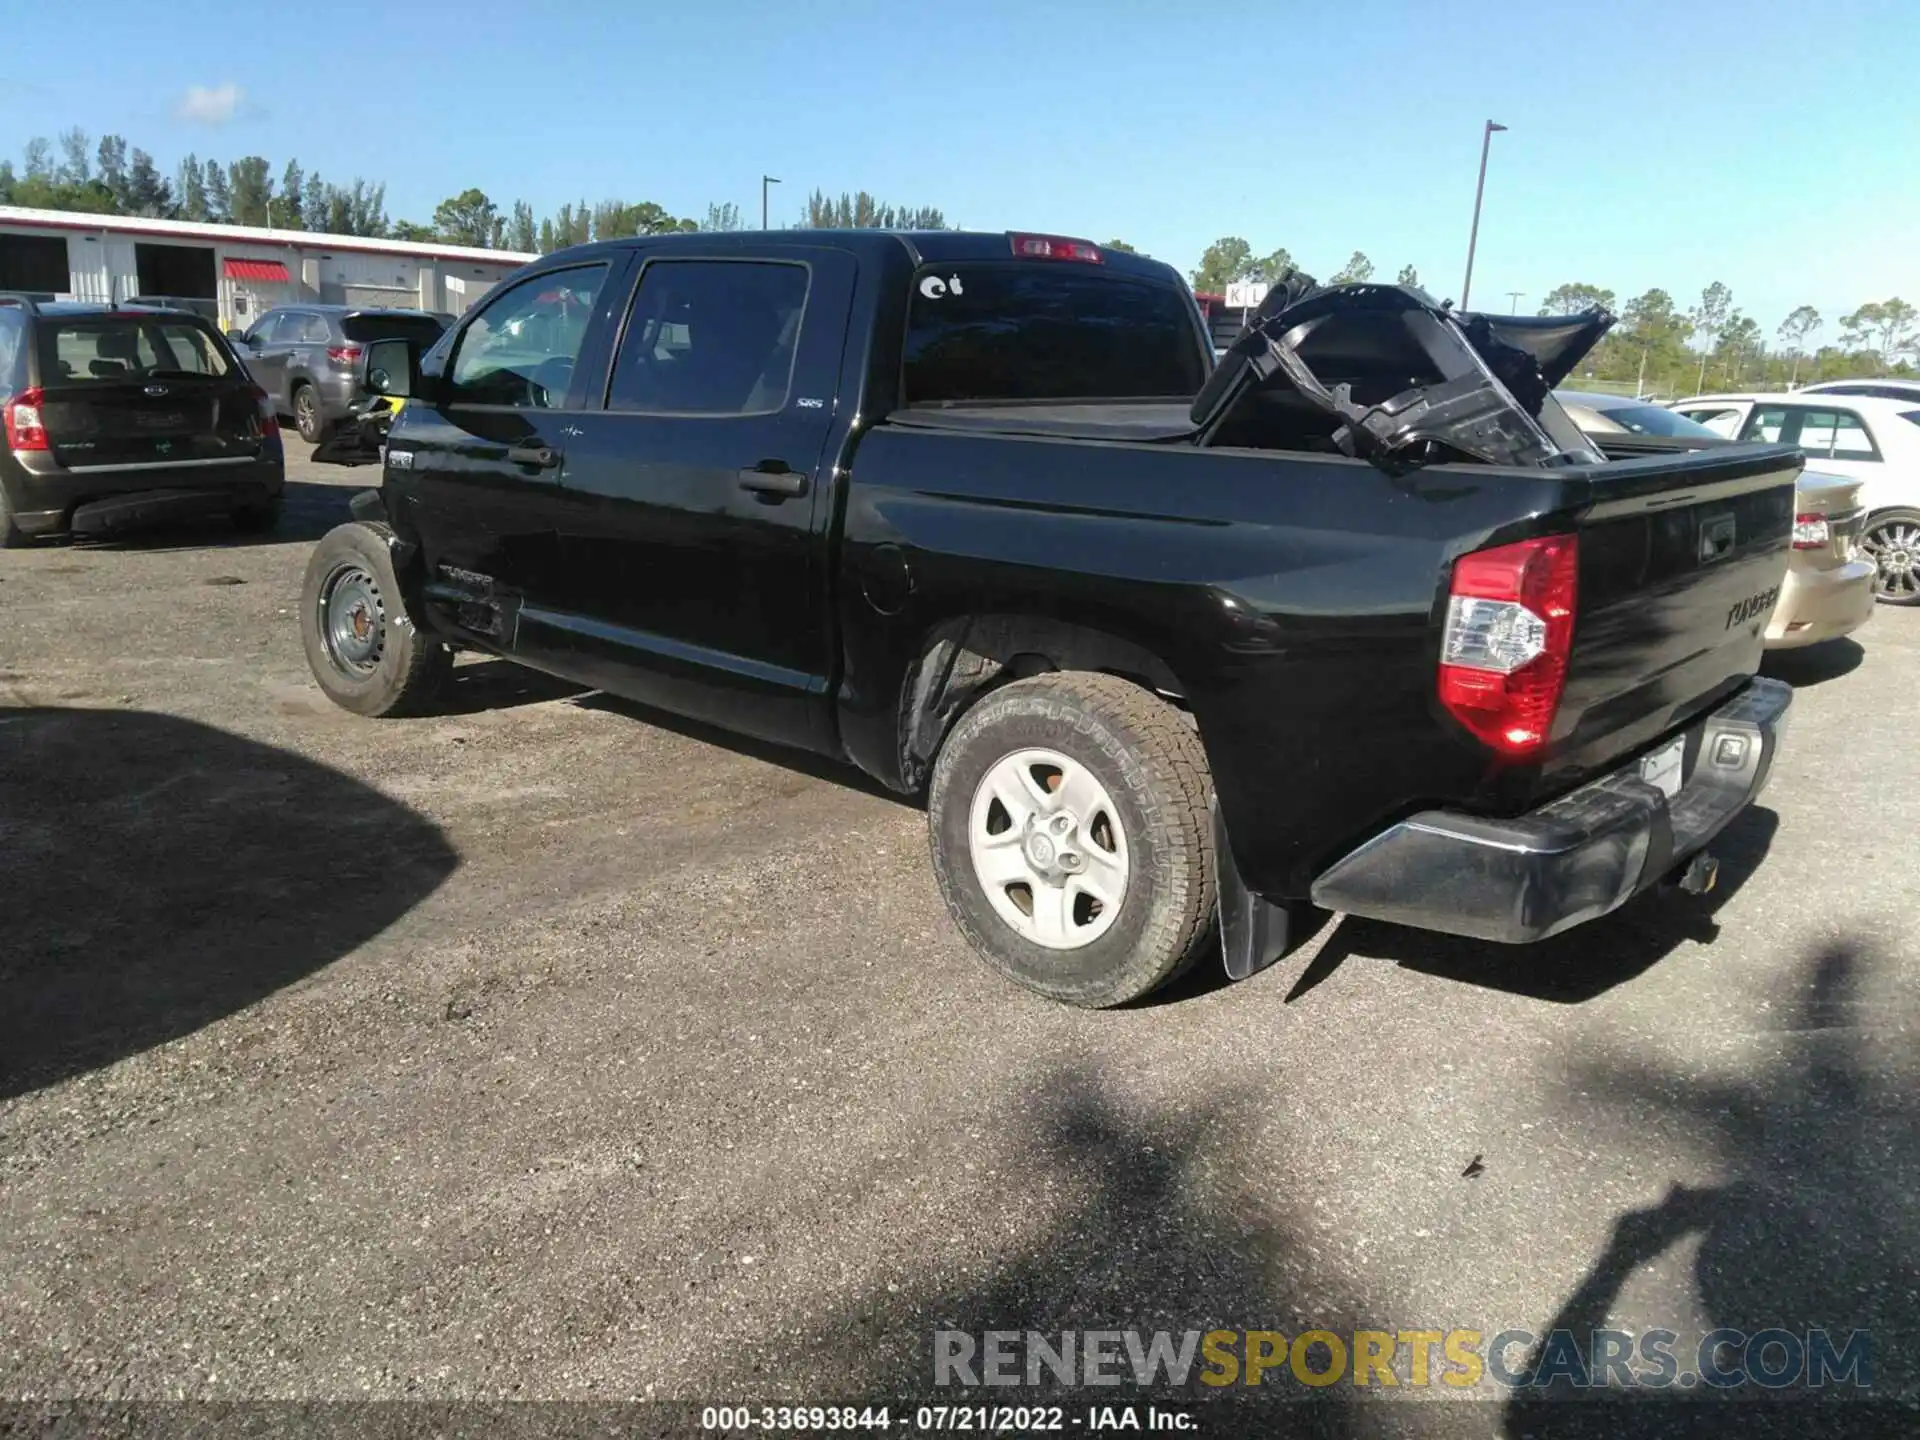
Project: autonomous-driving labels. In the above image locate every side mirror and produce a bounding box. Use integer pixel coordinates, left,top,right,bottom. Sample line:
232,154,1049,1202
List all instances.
361,336,430,401
227,329,251,345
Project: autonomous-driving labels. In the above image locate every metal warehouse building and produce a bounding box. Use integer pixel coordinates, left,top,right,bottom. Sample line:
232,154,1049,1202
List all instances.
0,205,535,331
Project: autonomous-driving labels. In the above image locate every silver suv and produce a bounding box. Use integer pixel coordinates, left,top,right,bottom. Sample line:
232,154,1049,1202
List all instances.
231,306,447,442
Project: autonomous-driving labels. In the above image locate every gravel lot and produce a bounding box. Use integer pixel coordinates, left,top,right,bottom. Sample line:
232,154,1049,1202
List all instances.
2,443,1916,1435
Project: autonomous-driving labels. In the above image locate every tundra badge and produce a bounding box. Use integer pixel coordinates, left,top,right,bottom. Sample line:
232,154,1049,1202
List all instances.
1726,586,1780,630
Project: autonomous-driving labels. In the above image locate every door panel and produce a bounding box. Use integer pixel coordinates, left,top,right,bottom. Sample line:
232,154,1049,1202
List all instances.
546,251,856,751
386,261,618,656
243,312,291,405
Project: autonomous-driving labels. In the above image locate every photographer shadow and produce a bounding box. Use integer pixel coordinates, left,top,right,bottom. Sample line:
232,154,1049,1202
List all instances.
1502,939,1917,1437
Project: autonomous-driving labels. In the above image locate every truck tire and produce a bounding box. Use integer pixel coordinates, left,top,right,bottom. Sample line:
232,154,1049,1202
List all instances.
300,521,450,717
927,672,1217,1007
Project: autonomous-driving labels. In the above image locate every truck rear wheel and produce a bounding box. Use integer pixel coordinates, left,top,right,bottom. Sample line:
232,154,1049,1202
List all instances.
927,672,1216,1007
300,521,451,717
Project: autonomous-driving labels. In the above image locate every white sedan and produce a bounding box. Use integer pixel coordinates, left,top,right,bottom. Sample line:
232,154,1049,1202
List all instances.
1558,391,1875,648
1672,391,1920,604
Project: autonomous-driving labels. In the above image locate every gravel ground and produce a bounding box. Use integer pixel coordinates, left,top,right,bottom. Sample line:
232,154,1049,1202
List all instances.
2,444,1916,1437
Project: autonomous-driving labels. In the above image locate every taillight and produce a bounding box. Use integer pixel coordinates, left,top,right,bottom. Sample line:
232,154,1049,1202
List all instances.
1438,535,1579,758
326,345,362,367
4,386,48,452
1008,233,1103,263
1791,513,1831,550
252,384,280,438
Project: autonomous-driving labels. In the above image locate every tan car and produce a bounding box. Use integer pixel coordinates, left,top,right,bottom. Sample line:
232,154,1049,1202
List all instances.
1557,391,1875,650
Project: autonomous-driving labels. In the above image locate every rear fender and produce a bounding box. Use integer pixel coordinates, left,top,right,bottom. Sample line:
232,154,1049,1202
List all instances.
347,489,422,579
897,614,1183,793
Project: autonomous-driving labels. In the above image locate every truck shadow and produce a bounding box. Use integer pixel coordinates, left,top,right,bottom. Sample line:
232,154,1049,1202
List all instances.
571,691,920,808
1500,937,1917,1436
440,658,588,715
68,479,357,551
1286,806,1779,1006
1760,638,1864,689
0,706,458,1101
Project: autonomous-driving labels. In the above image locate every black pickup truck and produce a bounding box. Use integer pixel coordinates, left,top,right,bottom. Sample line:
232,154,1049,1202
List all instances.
301,230,1798,1007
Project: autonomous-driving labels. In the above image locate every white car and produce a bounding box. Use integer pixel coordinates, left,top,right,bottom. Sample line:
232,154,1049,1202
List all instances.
1559,391,1874,648
1798,378,1920,403
1672,391,1920,604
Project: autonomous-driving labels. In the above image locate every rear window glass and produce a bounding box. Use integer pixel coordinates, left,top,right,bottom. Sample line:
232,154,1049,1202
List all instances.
40,319,233,383
0,310,24,387
1587,402,1721,438
341,313,446,345
903,264,1207,404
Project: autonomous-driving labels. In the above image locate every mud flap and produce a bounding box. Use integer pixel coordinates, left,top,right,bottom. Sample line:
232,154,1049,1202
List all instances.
1212,796,1297,981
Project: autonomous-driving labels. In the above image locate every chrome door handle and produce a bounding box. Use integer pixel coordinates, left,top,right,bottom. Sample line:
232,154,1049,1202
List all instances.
737,464,808,499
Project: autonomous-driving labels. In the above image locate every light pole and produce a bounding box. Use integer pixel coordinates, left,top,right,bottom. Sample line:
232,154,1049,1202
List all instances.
761,175,780,230
1459,120,1507,311
1506,291,1524,314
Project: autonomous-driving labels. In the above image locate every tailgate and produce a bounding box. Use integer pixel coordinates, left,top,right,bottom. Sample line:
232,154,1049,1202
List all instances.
1546,441,1801,787
41,378,263,468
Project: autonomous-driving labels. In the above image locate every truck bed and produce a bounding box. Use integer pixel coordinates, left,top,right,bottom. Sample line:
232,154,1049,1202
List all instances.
838,422,1800,899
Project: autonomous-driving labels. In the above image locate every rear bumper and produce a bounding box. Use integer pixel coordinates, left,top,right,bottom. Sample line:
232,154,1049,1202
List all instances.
1764,558,1875,649
4,454,285,537
1310,677,1791,943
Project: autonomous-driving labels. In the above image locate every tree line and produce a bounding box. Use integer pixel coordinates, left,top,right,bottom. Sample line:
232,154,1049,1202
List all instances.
1190,236,1415,293
0,130,948,254
1193,231,1916,392
1534,281,1915,396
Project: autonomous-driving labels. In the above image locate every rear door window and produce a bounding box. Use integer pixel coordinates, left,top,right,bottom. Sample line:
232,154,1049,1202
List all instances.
903,263,1207,404
1742,405,1881,461
341,313,446,346
287,312,331,344
40,318,234,383
1825,410,1878,459
606,260,810,415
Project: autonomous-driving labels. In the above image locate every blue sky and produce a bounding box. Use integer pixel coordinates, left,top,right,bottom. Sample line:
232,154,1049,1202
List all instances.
10,0,1917,337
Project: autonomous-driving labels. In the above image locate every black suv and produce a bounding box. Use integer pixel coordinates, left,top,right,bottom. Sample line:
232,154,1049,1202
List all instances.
231,305,448,443
0,298,284,546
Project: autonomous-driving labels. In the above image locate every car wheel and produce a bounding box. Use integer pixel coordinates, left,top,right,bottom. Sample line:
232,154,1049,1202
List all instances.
292,383,324,444
230,496,283,534
927,672,1217,1008
300,521,451,717
1862,508,1920,605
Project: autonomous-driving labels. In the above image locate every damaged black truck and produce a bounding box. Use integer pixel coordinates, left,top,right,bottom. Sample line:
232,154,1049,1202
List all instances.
303,230,1799,1007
